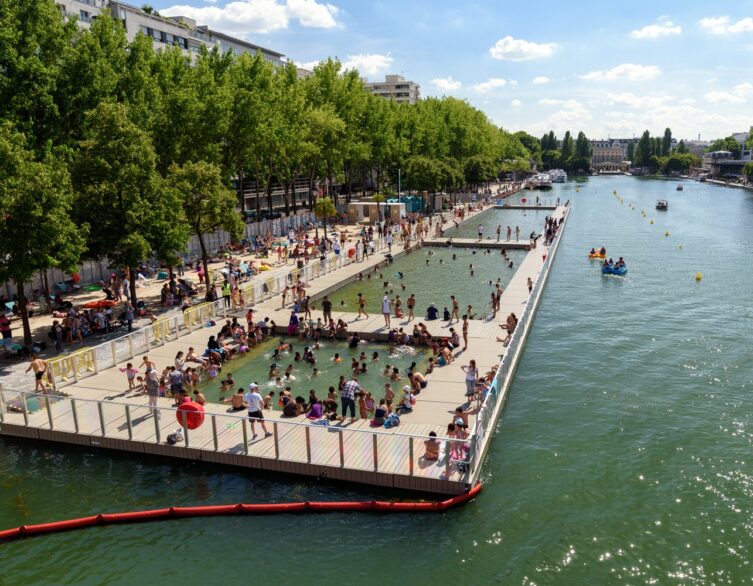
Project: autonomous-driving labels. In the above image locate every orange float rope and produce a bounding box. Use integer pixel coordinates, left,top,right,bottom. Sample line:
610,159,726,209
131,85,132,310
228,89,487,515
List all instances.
0,484,482,542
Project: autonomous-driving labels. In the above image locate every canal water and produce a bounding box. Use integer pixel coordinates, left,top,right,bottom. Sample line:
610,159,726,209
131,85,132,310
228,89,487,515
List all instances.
3,176,753,584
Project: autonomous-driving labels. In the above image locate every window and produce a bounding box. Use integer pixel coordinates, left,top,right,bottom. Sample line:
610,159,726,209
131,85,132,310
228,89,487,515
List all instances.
79,10,91,22
177,37,188,49
164,33,175,45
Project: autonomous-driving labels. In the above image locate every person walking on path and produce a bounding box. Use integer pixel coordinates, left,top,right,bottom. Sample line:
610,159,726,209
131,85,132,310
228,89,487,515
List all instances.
477,224,484,242
515,226,520,241
357,293,368,320
496,225,501,242
245,383,273,440
123,302,134,332
462,315,469,350
407,294,416,321
461,359,478,410
527,277,533,295
450,295,459,323
340,376,360,423
506,225,512,241
26,354,50,392
321,295,333,323
382,295,391,328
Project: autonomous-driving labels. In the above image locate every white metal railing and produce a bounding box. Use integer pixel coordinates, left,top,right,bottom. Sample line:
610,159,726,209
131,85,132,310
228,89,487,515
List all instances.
467,204,570,481
0,389,471,483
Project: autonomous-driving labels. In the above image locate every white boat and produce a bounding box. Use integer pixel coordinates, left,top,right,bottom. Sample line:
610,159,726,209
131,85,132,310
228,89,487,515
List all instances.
676,184,683,191
656,200,668,211
528,173,553,190
549,169,567,183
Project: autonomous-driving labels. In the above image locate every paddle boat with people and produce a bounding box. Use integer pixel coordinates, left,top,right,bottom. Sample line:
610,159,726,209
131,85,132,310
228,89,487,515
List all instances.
601,257,628,276
656,200,668,211
588,246,607,259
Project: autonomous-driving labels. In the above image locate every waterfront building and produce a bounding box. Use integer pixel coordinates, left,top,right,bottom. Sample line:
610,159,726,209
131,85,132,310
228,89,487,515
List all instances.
57,0,284,65
364,74,421,104
591,145,628,172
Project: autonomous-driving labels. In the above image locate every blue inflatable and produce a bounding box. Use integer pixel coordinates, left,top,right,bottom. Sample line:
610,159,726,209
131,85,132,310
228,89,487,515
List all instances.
601,265,628,276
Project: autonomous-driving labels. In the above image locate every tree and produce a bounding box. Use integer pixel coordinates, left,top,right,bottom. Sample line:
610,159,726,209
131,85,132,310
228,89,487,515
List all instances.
743,161,753,180
674,140,687,154
167,161,243,300
627,142,636,163
0,0,77,153
372,193,386,223
747,128,753,151
560,131,574,161
571,131,592,171
0,124,86,345
313,196,337,239
662,128,672,156
514,131,542,167
634,130,653,168
72,101,173,305
707,136,742,159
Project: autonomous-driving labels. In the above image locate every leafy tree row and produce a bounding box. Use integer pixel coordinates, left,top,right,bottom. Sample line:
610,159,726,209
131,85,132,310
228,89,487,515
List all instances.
538,130,592,172
0,0,534,344
631,129,700,173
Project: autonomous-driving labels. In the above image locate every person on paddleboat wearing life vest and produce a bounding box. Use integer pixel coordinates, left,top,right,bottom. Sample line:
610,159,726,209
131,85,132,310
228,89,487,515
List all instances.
590,248,596,255
600,246,606,255
615,257,626,268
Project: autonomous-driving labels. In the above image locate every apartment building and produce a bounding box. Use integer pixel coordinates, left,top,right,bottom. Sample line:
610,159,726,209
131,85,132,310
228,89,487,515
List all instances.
57,0,284,65
364,74,421,104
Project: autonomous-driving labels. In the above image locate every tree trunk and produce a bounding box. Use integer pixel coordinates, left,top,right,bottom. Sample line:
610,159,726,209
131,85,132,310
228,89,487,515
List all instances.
40,270,50,313
255,176,261,220
266,180,273,213
282,182,290,215
129,266,138,306
16,280,32,347
238,168,246,215
198,233,212,302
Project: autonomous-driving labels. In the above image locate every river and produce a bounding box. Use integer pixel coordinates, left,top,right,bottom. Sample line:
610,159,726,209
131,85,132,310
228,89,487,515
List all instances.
2,176,753,584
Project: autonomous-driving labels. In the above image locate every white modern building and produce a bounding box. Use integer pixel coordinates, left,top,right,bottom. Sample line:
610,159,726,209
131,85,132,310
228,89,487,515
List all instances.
364,75,421,104
57,0,284,65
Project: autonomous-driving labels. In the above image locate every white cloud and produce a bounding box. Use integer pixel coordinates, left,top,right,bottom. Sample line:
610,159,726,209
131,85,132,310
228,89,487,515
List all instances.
679,97,696,105
579,63,661,81
538,98,563,105
286,0,339,28
532,76,550,84
733,82,753,96
431,77,462,92
470,78,507,93
341,54,393,76
489,36,556,61
699,16,753,34
509,79,519,87
511,99,522,108
607,92,674,109
631,20,681,39
704,91,745,104
160,0,339,35
297,60,320,70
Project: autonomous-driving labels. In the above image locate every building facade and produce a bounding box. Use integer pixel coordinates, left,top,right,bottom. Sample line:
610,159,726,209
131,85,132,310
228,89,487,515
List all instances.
364,74,421,104
57,0,284,65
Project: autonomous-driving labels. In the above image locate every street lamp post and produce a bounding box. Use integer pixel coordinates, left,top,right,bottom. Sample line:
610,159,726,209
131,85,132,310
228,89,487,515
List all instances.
398,168,401,202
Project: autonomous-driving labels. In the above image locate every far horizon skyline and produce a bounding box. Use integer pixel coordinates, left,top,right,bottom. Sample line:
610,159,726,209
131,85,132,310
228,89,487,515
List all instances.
147,0,753,141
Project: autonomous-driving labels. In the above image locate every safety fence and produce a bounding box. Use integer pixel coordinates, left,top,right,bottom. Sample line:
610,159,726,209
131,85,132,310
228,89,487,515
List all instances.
466,204,570,483
0,389,471,485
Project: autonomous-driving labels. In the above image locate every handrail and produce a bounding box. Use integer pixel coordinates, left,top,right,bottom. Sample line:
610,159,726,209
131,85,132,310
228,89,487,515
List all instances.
0,389,470,445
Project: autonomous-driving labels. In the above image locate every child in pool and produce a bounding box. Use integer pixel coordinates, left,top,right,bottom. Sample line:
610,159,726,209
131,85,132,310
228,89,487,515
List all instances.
384,383,395,407
365,392,376,418
383,364,391,376
357,392,368,419
372,351,379,362
333,353,342,363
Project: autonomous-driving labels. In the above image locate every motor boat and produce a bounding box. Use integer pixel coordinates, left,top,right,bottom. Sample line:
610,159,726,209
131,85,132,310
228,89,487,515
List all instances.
676,184,684,191
549,169,567,183
656,200,668,211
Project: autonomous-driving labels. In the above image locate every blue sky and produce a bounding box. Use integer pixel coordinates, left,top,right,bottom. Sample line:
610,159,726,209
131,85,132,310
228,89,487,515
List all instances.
150,0,753,140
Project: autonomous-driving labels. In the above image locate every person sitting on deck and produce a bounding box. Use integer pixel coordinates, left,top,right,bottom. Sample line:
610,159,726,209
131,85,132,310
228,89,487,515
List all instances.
395,386,415,414
371,399,389,427
423,431,440,461
426,304,439,321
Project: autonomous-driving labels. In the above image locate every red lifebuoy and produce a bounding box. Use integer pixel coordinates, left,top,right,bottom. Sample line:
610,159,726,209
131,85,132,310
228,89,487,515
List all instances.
176,401,205,430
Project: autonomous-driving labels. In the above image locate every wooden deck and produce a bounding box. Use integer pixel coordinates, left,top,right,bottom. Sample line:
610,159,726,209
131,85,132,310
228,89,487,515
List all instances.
0,200,570,495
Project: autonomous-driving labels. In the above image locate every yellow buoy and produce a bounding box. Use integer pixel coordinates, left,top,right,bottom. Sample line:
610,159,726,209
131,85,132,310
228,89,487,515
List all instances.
695,272,702,281
664,230,669,236
678,245,683,250
613,190,617,195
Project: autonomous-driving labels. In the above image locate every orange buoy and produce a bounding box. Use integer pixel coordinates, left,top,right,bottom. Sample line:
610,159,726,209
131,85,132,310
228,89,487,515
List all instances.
176,401,205,430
